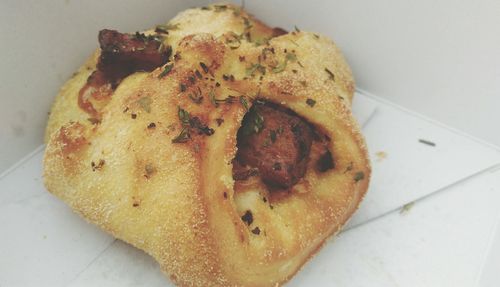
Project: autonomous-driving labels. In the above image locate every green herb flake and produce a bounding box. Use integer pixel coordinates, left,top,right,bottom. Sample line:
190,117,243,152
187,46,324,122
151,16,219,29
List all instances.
189,94,202,104
270,130,277,143
344,162,353,173
195,70,202,79
133,32,147,41
177,106,190,126
87,118,101,125
209,89,217,107
220,96,236,105
190,117,215,136
214,5,228,12
158,63,174,78
272,61,287,73
155,23,179,33
209,92,235,107
294,25,301,32
239,96,249,111
225,33,241,49
272,53,298,74
199,62,209,73
91,159,105,172
400,202,415,214
179,83,186,92
306,98,316,107
325,68,335,81
354,171,365,182
243,17,253,30
188,88,203,104
137,97,152,113
242,110,264,135
246,63,266,76
253,37,270,46
254,113,264,133
171,127,190,143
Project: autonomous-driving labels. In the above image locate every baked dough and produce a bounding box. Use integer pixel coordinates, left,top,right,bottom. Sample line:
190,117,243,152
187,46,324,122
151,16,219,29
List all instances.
44,4,370,286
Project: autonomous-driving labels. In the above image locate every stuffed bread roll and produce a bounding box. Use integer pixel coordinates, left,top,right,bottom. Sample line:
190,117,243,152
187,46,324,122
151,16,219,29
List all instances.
43,4,370,286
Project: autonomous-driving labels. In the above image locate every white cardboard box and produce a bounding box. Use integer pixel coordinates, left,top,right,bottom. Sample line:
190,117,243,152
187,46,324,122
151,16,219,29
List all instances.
1,1,499,286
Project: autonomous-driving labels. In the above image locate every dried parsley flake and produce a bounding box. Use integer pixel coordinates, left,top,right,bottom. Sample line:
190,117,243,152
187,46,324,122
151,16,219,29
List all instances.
171,127,190,143
158,63,173,78
155,23,179,33
325,68,335,81
240,96,249,111
137,97,152,113
354,171,365,182
306,98,316,107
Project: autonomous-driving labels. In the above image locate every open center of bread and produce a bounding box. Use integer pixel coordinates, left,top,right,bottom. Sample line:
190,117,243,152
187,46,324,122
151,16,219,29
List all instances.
232,100,334,198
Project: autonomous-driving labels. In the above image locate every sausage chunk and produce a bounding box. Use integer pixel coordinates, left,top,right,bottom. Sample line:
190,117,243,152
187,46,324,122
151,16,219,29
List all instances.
79,29,171,117
97,29,170,86
234,102,313,189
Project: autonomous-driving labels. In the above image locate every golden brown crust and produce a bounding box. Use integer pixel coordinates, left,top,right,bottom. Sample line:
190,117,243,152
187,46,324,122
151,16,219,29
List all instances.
44,4,369,286
44,4,279,142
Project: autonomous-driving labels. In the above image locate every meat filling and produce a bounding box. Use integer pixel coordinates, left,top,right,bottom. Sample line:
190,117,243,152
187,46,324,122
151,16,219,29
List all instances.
234,102,314,189
79,29,171,117
97,29,170,85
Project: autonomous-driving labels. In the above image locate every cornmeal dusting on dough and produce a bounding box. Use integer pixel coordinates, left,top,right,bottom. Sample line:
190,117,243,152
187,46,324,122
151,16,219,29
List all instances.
43,3,370,287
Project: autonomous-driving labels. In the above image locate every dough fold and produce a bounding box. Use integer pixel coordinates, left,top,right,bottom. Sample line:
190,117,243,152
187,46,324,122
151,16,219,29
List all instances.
44,4,370,286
